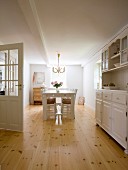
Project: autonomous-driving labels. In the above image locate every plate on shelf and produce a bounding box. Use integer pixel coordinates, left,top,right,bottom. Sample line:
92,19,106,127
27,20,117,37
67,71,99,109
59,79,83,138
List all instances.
114,63,120,68
103,86,119,90
111,53,120,59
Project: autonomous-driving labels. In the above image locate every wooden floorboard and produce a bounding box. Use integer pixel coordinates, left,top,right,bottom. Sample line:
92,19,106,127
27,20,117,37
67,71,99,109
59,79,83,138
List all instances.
0,105,128,170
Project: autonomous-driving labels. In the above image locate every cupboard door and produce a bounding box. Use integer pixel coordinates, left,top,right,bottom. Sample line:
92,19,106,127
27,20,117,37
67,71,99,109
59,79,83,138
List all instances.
96,91,102,100
102,49,109,71
96,100,102,125
111,103,127,148
121,36,127,51
120,49,128,65
102,101,111,133
120,35,128,65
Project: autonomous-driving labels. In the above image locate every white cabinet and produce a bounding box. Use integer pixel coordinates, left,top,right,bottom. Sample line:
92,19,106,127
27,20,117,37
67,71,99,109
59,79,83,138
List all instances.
102,48,109,71
96,100,102,125
96,28,128,153
101,29,128,90
111,92,127,148
95,90,128,154
102,101,111,133
102,92,112,133
111,103,127,148
109,38,120,70
96,91,102,125
102,30,128,74
120,33,128,65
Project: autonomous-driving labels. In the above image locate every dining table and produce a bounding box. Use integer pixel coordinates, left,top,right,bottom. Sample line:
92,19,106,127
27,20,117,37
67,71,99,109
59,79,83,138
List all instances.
42,89,76,120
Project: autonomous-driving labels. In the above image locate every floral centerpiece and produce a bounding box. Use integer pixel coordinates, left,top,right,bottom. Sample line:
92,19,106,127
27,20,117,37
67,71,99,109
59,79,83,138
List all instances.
51,81,63,89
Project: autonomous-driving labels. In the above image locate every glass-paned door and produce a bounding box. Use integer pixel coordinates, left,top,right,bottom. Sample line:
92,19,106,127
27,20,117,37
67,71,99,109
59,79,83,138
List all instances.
0,49,19,96
0,43,23,131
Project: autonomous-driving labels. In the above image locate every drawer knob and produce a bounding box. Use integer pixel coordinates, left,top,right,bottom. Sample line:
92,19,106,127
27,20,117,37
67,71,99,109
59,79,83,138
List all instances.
116,97,119,100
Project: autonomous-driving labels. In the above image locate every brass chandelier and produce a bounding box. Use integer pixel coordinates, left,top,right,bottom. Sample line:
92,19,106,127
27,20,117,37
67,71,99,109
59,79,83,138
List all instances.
52,53,65,73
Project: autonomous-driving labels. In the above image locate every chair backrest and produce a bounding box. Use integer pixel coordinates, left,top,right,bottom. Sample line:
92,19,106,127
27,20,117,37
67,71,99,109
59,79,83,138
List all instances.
47,98,56,104
72,89,78,100
74,89,78,93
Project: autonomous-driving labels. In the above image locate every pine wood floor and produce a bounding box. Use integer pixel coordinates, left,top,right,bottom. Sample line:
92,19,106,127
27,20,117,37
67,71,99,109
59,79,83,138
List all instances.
0,105,128,170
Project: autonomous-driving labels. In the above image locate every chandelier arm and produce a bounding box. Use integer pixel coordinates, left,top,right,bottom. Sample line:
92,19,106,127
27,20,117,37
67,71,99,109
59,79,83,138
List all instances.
52,67,58,73
52,53,65,73
59,67,65,73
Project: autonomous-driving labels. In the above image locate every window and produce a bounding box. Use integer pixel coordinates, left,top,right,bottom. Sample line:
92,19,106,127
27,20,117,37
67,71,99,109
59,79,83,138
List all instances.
94,59,102,89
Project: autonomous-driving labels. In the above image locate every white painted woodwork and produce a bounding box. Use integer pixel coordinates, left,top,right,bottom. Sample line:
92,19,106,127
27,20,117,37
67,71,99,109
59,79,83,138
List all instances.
102,29,128,92
111,103,127,148
112,93,127,105
95,91,102,126
95,100,102,125
96,29,128,153
102,101,112,133
0,43,23,131
95,90,128,154
102,29,128,73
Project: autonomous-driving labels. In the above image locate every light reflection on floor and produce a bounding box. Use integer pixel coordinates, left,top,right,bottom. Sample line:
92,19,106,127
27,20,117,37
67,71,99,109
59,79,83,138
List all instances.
55,113,62,125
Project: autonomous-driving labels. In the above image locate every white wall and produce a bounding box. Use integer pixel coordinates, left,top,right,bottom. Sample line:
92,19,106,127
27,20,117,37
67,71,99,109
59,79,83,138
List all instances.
30,64,83,104
83,54,100,112
24,60,30,107
66,65,83,103
30,64,51,104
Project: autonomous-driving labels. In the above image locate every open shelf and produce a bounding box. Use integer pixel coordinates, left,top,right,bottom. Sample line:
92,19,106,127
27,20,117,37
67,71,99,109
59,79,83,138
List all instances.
102,63,128,73
111,52,120,59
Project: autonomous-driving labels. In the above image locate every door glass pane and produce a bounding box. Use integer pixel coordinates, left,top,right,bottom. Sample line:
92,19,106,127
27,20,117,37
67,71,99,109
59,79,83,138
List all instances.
0,51,7,65
121,51,128,64
0,49,19,96
9,49,18,96
10,49,18,65
9,80,18,96
9,64,18,81
121,36,127,50
0,52,7,95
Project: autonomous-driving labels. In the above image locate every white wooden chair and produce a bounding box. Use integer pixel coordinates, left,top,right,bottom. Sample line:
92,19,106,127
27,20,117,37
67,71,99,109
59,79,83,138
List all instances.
46,97,56,118
61,89,77,118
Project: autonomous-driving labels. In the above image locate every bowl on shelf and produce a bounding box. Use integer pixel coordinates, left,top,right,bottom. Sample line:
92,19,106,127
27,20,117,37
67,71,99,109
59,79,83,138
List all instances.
114,63,120,68
103,86,119,90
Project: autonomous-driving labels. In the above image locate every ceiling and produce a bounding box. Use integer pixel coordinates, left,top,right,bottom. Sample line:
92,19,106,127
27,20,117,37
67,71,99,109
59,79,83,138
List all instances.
0,0,128,66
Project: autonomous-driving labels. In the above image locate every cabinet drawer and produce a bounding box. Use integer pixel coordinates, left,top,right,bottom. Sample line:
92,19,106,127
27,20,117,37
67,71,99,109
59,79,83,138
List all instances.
103,93,111,101
96,92,102,100
112,93,126,105
34,96,42,101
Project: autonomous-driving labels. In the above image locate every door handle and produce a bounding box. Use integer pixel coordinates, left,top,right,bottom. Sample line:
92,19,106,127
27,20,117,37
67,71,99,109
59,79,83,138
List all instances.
15,84,24,90
15,84,22,87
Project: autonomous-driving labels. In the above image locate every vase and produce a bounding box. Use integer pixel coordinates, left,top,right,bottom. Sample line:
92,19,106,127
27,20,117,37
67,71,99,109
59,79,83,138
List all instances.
56,87,59,92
